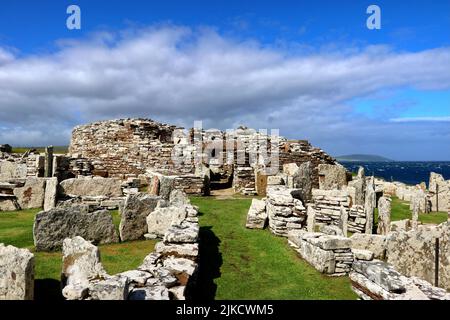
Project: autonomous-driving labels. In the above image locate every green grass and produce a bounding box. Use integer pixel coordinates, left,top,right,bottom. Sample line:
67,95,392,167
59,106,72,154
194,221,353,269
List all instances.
0,208,156,300
11,146,68,154
191,196,357,300
390,196,447,224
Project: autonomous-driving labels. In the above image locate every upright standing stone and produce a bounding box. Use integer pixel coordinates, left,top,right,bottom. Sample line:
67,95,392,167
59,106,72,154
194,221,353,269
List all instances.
364,177,376,234
348,167,366,206
339,205,348,236
412,198,419,230
0,244,34,300
119,193,160,241
43,177,58,211
318,164,348,190
377,196,391,235
307,204,316,232
45,146,54,178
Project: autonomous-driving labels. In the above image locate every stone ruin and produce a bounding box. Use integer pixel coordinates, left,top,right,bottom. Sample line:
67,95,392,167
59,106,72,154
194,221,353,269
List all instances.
61,191,199,300
245,161,450,299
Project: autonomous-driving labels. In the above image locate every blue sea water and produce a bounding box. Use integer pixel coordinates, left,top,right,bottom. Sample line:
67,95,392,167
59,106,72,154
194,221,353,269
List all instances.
340,162,450,186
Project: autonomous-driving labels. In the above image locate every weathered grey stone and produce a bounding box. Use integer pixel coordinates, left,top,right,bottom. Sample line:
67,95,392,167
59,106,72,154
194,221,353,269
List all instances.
377,196,391,235
159,176,175,200
352,249,374,261
60,177,123,198
364,177,376,234
390,219,413,232
350,233,387,259
164,222,199,244
146,205,187,238
386,222,450,290
0,195,20,211
308,234,352,250
339,205,348,236
306,205,316,232
0,161,27,180
155,242,199,259
318,164,348,190
348,167,366,206
34,206,119,251
320,225,344,237
61,236,108,300
162,257,197,285
13,177,46,209
169,189,190,207
169,285,186,300
0,244,34,300
293,161,313,202
267,175,284,186
352,260,406,293
245,199,267,229
89,275,129,300
119,193,160,242
43,177,58,211
429,172,449,212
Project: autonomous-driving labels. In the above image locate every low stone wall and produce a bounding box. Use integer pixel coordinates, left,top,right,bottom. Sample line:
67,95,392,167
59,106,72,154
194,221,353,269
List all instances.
61,192,199,300
288,230,353,276
0,244,34,300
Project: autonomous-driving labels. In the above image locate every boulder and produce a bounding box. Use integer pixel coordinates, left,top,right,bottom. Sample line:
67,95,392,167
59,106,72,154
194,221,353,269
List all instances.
377,196,391,235
386,222,450,290
59,177,123,198
0,195,20,211
34,206,119,251
245,199,267,229
164,222,199,244
352,249,374,261
292,161,313,202
61,236,108,300
13,178,46,209
352,260,406,293
0,161,27,180
119,193,160,242
43,177,58,211
169,189,190,207
88,275,129,300
350,233,387,259
0,244,34,300
318,164,348,190
429,172,449,212
146,205,188,238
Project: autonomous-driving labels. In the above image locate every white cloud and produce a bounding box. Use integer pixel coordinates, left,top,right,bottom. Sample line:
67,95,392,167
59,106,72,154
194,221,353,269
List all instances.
390,116,450,122
0,25,449,159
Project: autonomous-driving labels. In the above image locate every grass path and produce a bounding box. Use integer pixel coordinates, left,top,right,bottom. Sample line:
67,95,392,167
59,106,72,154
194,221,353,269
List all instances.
191,197,357,300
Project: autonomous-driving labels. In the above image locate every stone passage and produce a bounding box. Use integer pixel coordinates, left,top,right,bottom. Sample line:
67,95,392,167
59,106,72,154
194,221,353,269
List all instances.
0,244,34,300
33,205,119,251
288,230,353,276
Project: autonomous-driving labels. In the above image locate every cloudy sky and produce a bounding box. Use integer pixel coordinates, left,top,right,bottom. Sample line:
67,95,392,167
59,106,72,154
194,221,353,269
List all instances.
0,0,449,160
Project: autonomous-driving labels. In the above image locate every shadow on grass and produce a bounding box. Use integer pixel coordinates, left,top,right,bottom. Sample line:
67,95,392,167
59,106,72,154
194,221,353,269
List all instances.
191,225,222,301
34,279,64,301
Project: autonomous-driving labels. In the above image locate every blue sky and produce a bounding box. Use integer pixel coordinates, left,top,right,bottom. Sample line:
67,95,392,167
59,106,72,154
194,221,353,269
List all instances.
0,0,449,160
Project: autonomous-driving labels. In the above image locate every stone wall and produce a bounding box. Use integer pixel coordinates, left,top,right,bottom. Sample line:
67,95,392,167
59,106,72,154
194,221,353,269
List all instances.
288,230,353,276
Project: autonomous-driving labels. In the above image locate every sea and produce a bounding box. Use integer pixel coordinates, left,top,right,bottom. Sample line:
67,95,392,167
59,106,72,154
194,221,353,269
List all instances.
340,161,450,186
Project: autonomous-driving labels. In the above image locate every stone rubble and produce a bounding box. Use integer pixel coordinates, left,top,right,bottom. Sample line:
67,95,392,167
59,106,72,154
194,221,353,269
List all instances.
245,199,267,229
61,189,199,300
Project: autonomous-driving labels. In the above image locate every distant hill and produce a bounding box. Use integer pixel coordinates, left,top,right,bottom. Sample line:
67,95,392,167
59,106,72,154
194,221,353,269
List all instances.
335,154,393,162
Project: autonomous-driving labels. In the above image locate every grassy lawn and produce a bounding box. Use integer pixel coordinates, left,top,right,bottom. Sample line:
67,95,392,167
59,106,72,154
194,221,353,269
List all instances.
0,208,156,300
374,196,448,226
191,197,357,300
11,146,68,154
